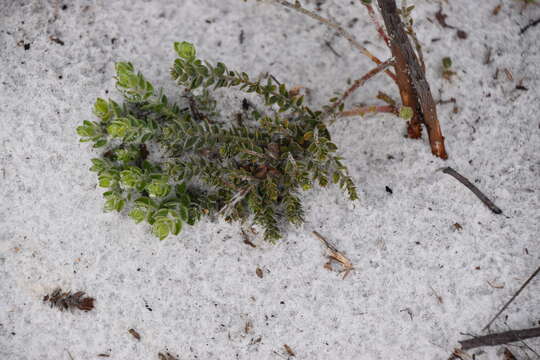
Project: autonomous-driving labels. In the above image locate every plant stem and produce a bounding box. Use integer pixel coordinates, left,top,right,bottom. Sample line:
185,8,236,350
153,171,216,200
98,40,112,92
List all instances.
360,0,390,47
270,0,397,83
377,0,448,159
325,58,394,118
339,104,397,117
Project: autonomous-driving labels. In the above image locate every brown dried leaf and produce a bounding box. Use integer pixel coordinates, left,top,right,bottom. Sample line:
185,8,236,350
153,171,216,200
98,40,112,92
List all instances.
283,344,296,357
241,230,256,248
502,347,517,360
452,223,463,231
43,288,95,312
435,8,454,29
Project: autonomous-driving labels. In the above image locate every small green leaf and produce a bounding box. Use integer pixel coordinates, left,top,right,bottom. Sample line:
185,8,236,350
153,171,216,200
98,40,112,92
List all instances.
174,41,196,59
399,106,414,120
129,208,146,223
442,57,452,69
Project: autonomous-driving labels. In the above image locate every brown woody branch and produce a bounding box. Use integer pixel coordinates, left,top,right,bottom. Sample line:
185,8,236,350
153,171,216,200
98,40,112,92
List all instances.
377,0,448,159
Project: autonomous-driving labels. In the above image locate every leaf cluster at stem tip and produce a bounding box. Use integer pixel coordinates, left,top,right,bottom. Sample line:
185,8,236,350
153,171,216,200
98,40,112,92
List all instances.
77,41,358,241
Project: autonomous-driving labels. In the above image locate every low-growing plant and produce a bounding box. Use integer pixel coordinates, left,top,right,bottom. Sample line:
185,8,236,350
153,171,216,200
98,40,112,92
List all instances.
77,42,357,241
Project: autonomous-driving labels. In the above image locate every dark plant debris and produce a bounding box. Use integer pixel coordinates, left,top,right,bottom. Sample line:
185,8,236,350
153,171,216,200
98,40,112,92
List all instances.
520,17,540,35
128,328,141,340
241,229,256,248
283,344,296,357
49,36,65,45
158,352,179,360
459,327,540,350
43,288,94,312
441,167,502,214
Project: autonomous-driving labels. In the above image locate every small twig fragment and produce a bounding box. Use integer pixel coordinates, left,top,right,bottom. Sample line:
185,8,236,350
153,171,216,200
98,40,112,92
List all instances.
326,58,394,119
486,280,504,289
283,344,296,357
312,231,354,279
339,104,397,118
520,17,540,35
241,229,257,248
441,167,503,214
128,328,141,340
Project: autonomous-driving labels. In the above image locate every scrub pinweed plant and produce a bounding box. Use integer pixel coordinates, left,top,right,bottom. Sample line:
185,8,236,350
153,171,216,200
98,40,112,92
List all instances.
77,42,357,241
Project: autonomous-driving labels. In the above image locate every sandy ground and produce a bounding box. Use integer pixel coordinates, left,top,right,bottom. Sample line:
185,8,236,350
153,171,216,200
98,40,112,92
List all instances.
1,0,539,359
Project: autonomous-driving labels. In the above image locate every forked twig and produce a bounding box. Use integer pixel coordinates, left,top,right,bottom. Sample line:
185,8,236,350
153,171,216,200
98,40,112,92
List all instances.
325,58,394,119
482,265,540,331
312,231,353,279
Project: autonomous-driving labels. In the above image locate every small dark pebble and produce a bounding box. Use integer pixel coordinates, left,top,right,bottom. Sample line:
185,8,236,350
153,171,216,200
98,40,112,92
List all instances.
385,186,393,194
457,30,468,39
24,43,30,50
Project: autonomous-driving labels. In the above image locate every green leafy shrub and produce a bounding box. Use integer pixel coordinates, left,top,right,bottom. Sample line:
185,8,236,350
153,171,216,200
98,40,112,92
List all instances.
77,42,357,241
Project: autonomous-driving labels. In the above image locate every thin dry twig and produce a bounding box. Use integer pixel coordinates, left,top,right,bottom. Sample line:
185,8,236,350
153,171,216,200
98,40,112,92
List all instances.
360,0,390,47
326,58,394,119
459,327,540,350
269,0,397,82
339,104,397,118
441,167,502,215
312,231,353,279
483,265,540,331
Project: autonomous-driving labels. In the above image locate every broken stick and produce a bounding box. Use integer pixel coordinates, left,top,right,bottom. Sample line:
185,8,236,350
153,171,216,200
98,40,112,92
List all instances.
312,231,353,279
377,0,448,159
441,167,503,214
459,327,540,350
